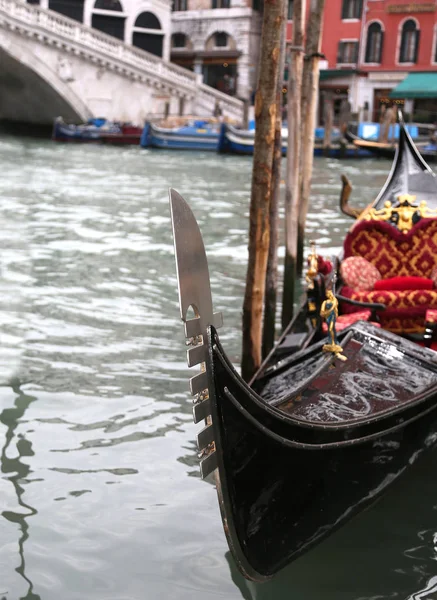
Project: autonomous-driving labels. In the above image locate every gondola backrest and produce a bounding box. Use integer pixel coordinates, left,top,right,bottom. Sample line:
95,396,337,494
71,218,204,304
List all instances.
343,217,437,279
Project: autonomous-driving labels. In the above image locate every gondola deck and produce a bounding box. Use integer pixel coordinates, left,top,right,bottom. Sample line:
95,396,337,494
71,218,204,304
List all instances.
169,113,437,581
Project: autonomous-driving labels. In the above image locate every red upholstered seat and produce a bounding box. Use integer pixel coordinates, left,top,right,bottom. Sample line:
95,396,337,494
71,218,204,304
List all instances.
340,218,437,333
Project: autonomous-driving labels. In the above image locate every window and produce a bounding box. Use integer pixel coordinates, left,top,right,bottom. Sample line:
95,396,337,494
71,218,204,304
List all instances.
399,19,420,63
365,22,383,63
212,0,230,8
215,32,228,47
134,11,161,28
132,11,163,57
341,0,362,20
337,41,359,64
48,0,84,21
172,0,187,10
288,0,293,19
172,33,187,48
94,0,123,10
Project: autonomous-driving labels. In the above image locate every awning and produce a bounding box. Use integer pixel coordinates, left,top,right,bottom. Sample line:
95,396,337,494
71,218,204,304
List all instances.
389,72,437,99
319,69,358,81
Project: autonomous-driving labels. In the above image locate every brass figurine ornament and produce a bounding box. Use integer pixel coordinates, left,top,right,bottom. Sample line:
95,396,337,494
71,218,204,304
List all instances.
320,290,347,361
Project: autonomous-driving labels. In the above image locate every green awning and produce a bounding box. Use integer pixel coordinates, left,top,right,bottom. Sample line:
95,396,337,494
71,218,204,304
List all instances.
389,72,437,99
319,69,357,81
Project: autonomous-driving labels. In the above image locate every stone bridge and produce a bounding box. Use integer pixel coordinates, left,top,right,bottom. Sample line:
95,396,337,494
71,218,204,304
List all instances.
0,0,244,125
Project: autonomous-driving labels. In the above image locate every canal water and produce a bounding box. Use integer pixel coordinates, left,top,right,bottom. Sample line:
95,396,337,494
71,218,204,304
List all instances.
0,134,436,600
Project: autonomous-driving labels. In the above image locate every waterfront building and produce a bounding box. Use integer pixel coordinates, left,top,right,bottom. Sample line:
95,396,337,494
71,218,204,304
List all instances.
286,0,437,125
169,0,262,101
358,0,437,123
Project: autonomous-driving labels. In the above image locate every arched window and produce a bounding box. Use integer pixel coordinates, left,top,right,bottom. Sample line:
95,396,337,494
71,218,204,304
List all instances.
135,12,161,28
132,12,163,57
365,22,383,63
92,0,125,40
94,0,122,10
48,0,85,22
172,33,187,48
399,19,420,63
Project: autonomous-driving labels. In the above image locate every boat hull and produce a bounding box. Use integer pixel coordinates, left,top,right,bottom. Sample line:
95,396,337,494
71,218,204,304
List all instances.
140,122,219,151
346,132,437,163
218,124,372,158
52,121,104,143
208,326,437,580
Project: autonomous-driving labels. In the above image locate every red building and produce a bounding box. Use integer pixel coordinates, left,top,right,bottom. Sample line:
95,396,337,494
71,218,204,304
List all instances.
359,0,437,121
286,0,437,124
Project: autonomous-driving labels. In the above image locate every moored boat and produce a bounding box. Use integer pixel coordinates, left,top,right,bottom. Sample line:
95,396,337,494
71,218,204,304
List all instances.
52,116,118,142
169,113,437,581
348,132,437,163
52,117,143,144
99,124,143,145
140,120,220,151
217,122,372,158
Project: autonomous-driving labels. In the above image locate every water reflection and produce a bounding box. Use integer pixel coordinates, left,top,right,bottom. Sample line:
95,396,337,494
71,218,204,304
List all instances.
0,383,40,600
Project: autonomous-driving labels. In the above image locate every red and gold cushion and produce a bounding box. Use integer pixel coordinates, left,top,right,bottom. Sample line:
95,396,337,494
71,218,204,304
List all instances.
321,310,380,332
340,286,437,333
340,256,381,291
374,276,434,291
343,218,437,279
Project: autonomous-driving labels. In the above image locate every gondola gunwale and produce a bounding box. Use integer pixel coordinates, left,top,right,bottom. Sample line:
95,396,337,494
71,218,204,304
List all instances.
210,324,437,445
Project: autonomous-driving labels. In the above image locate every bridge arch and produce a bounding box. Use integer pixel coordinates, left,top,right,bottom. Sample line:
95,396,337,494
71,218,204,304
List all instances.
0,42,92,125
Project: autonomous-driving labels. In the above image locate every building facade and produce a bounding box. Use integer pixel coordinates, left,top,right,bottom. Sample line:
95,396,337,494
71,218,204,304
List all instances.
27,0,172,60
170,0,262,101
358,0,437,122
27,0,260,101
286,0,437,125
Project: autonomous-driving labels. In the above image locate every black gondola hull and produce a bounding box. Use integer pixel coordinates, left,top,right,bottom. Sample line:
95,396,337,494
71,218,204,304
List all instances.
208,325,437,581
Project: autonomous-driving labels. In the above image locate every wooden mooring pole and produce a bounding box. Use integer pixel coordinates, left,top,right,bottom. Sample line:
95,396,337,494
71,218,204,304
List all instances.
262,0,288,360
281,0,305,330
241,0,286,381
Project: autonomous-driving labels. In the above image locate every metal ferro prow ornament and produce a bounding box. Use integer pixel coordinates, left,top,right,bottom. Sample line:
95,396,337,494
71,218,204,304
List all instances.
169,189,223,479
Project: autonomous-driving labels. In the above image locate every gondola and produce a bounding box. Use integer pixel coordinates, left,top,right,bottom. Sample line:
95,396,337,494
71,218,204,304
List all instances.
218,122,372,158
347,129,437,163
169,113,437,582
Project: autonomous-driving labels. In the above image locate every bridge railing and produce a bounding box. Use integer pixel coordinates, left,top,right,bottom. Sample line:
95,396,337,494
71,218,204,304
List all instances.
1,0,244,121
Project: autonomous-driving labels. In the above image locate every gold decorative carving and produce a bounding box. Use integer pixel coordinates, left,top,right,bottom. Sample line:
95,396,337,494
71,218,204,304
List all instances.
362,194,437,233
305,240,318,290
